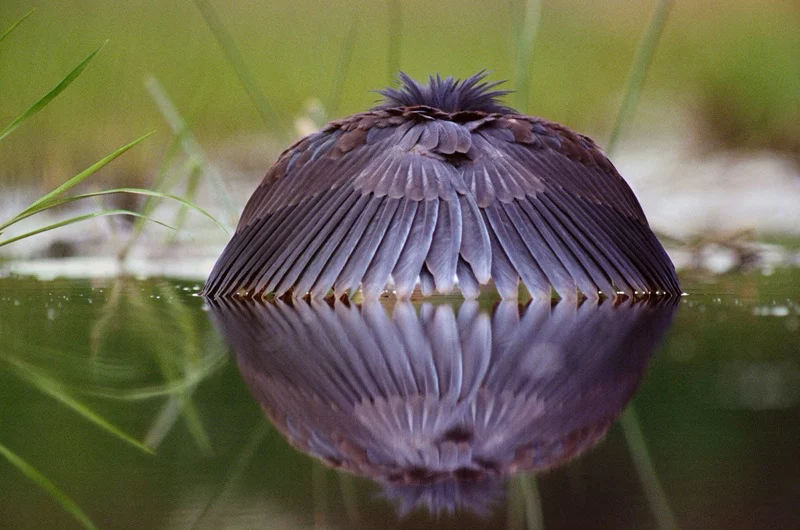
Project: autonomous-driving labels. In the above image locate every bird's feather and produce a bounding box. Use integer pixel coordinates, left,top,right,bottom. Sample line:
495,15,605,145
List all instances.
203,73,679,299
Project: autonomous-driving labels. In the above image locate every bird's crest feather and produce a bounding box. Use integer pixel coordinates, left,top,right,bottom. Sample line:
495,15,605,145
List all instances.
376,71,514,114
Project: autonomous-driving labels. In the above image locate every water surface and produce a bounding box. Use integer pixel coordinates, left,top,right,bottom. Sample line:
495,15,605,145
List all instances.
0,270,798,530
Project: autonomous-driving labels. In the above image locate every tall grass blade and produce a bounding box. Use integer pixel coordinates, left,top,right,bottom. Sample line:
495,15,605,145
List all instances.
8,188,225,233
2,356,154,454
0,443,98,530
0,8,35,45
145,75,237,228
168,162,204,244
620,406,679,530
606,0,673,154
0,42,106,142
387,0,402,81
513,0,541,112
193,0,283,131
0,132,155,231
0,209,176,248
119,127,190,260
327,12,360,115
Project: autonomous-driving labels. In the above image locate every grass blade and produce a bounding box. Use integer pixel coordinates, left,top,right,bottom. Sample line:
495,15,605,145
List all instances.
0,209,176,248
167,162,204,244
606,0,673,154
119,126,190,260
145,76,237,227
387,0,401,82
0,443,98,530
2,132,156,227
0,8,35,45
513,0,541,112
0,42,106,142
193,0,284,131
11,188,227,233
2,356,153,454
327,12,360,115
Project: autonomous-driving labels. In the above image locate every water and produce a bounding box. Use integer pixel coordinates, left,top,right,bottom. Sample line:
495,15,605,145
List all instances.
0,270,799,530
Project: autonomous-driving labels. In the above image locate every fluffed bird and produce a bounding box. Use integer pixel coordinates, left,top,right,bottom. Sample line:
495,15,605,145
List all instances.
202,72,680,300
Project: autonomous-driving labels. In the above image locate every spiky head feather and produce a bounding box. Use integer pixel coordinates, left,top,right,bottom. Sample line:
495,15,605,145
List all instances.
376,71,514,114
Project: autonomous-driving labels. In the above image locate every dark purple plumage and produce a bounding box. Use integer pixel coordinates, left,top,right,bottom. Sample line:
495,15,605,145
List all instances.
202,72,680,300
376,71,514,114
209,296,678,515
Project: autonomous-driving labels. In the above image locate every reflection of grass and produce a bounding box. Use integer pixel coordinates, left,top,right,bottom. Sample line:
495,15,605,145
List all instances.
620,407,679,530
506,474,544,530
0,352,153,454
189,422,270,529
0,443,97,530
1,278,228,528
88,278,228,453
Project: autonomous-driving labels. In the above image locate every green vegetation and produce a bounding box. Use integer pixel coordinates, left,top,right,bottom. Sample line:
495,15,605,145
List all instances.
0,11,225,252
1,0,797,188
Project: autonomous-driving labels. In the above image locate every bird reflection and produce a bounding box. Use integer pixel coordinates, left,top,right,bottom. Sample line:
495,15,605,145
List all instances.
208,296,677,516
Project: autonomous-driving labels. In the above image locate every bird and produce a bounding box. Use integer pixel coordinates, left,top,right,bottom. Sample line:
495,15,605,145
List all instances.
202,71,680,300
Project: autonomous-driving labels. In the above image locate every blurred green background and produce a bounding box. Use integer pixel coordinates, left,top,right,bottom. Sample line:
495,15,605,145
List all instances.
1,0,798,191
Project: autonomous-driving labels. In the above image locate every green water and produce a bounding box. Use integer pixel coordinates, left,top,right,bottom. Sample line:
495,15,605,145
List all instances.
0,270,798,530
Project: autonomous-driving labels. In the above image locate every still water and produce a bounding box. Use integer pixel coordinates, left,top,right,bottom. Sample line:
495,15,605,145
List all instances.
0,270,798,530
